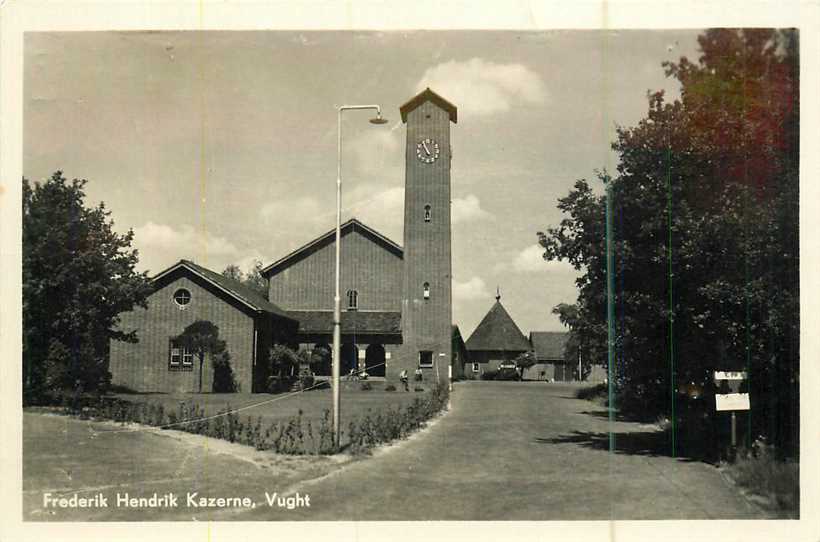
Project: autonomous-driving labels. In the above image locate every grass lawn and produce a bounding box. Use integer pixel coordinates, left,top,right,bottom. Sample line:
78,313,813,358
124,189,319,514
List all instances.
23,412,353,521
23,385,435,521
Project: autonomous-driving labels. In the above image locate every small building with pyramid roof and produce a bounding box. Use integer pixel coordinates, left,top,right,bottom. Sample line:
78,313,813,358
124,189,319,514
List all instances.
464,291,531,378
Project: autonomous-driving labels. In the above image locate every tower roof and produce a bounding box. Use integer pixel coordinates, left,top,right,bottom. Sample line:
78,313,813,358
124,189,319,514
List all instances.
465,299,531,352
399,88,458,124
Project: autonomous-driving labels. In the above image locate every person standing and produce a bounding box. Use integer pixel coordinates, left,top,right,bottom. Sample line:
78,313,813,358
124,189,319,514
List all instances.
400,369,409,392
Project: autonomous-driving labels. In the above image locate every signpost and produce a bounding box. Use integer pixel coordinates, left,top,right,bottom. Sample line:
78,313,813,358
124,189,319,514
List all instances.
713,371,749,450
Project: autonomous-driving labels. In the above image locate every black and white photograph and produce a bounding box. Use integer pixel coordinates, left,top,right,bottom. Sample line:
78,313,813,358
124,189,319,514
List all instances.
2,1,819,541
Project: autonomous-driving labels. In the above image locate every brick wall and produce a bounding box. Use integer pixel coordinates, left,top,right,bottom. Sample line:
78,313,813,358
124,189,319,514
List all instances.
110,273,256,393
268,228,402,311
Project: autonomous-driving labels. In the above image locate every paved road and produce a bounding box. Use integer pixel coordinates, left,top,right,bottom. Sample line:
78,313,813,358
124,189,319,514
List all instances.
241,381,765,520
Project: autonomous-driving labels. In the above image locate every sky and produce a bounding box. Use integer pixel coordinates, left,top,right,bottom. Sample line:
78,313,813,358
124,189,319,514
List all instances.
24,30,702,338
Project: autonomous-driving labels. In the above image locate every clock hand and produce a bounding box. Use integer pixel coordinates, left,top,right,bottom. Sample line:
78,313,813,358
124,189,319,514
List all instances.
422,141,431,155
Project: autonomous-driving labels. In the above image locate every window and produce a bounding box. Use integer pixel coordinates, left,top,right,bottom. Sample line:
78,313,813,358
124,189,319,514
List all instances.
169,339,193,371
423,282,430,300
419,351,433,368
472,362,480,373
424,204,431,222
346,289,358,310
173,288,191,307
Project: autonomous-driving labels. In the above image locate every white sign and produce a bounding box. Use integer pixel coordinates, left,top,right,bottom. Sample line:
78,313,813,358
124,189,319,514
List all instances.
715,393,750,411
714,371,747,381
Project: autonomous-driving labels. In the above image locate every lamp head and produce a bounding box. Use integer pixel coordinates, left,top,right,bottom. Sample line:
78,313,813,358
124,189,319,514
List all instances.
369,113,389,125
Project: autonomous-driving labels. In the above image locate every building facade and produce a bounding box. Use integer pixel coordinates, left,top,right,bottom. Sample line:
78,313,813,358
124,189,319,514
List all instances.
110,88,461,391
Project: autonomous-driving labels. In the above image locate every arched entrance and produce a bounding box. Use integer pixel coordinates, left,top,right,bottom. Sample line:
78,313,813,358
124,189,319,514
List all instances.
365,344,386,377
341,343,358,376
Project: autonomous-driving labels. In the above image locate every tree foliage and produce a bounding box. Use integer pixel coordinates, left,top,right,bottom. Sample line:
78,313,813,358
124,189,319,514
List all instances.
221,259,268,295
538,29,799,455
174,320,228,393
23,171,152,402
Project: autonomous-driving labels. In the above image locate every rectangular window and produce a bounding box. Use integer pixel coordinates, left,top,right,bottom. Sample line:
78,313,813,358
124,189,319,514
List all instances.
419,351,433,368
472,362,480,373
169,339,193,371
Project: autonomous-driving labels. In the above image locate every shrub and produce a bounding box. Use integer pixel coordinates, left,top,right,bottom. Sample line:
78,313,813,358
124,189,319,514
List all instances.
212,350,237,393
299,374,315,391
728,437,799,517
414,387,424,392
360,381,373,391
576,383,608,401
384,384,397,392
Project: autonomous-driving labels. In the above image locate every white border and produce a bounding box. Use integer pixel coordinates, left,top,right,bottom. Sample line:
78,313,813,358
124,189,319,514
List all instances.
2,1,819,542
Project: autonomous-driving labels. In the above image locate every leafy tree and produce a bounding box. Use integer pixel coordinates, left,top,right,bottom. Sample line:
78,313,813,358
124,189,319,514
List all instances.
514,351,537,377
538,29,799,455
221,264,244,283
175,320,227,393
243,260,268,295
220,259,268,295
23,171,151,403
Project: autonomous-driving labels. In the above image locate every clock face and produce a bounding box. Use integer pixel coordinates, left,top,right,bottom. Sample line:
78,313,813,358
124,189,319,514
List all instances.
416,138,440,164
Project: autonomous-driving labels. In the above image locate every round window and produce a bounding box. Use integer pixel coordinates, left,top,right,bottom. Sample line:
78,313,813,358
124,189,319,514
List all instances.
173,288,191,307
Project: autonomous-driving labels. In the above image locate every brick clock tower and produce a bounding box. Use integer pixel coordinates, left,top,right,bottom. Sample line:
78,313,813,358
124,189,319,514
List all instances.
395,88,458,384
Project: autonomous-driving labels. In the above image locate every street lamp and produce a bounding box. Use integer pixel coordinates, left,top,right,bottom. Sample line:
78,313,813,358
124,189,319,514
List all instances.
332,104,388,452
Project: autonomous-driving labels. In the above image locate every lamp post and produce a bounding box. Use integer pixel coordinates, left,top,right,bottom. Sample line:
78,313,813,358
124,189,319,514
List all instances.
332,104,388,452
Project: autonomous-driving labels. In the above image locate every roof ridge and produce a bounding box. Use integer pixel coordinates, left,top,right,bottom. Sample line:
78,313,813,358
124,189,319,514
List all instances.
260,217,403,277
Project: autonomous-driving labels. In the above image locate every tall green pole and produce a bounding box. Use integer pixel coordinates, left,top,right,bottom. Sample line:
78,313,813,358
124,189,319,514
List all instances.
667,146,676,458
606,181,616,454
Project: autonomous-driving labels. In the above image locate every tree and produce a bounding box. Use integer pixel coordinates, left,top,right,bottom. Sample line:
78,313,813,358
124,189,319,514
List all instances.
23,171,151,403
221,259,268,295
175,320,227,393
538,29,799,455
221,264,244,283
514,351,537,378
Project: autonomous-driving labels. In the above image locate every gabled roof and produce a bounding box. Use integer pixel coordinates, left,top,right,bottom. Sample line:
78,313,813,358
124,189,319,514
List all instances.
400,88,458,124
530,331,569,362
260,218,403,278
289,310,402,335
152,259,294,321
465,300,531,352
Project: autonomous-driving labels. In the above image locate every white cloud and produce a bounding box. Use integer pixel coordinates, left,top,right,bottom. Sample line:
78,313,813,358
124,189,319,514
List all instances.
416,58,547,117
260,196,324,223
351,125,403,177
511,244,576,274
453,276,490,302
132,221,248,274
452,194,492,223
343,185,404,242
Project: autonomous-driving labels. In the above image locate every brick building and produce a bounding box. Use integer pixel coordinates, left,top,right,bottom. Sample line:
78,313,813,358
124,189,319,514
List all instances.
110,88,462,392
109,260,297,393
464,293,531,378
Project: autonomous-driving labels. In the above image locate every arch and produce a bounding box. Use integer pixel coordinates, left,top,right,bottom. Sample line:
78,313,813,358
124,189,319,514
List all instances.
365,344,386,377
341,343,358,376
311,343,331,376
346,289,358,310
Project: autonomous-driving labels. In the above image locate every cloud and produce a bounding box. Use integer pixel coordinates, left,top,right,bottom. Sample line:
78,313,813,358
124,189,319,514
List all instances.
343,185,405,242
453,276,491,302
132,221,249,274
511,244,576,273
260,196,324,223
416,58,547,117
350,122,403,177
452,194,492,223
